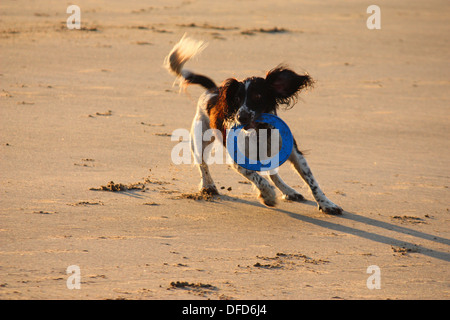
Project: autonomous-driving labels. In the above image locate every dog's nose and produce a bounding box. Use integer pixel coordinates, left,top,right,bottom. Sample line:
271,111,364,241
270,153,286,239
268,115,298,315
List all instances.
237,111,250,124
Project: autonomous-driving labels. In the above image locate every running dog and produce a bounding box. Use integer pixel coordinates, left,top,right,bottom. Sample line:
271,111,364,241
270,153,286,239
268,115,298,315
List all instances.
164,35,342,214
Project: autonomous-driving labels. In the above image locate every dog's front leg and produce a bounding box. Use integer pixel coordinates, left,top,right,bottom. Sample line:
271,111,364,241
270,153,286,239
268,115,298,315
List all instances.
232,164,277,207
289,145,343,214
197,162,219,195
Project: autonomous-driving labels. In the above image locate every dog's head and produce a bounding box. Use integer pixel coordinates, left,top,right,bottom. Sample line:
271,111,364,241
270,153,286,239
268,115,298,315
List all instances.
219,66,314,129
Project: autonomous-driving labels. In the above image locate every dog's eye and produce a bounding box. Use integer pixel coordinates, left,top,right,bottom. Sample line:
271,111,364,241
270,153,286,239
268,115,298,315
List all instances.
252,93,262,101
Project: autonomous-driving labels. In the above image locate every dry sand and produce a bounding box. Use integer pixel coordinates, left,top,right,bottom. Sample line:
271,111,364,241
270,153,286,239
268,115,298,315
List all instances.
0,0,449,300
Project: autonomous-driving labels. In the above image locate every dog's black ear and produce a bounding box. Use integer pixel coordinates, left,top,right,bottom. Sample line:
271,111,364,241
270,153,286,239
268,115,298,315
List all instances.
220,78,241,107
266,66,314,107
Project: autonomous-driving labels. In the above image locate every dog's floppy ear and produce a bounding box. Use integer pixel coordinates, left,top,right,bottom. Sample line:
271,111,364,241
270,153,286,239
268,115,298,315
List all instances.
220,78,241,106
266,66,314,107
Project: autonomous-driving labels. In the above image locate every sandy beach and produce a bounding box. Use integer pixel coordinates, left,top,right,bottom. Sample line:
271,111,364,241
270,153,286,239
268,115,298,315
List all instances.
1,0,449,300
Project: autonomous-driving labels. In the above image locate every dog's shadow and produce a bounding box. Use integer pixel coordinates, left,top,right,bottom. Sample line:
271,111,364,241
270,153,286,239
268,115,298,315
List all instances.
101,187,450,262
216,194,450,262
90,188,149,199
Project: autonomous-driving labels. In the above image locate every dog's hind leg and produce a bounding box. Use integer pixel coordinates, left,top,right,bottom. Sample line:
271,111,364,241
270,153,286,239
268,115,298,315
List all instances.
288,142,343,214
268,173,305,202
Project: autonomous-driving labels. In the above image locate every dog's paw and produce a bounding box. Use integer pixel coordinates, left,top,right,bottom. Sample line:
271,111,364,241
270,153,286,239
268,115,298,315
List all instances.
258,194,277,207
258,187,277,207
200,185,219,196
282,192,305,202
318,200,343,215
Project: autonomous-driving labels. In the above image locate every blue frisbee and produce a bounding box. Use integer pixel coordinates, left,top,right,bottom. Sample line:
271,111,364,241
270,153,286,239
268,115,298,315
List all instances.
226,113,294,171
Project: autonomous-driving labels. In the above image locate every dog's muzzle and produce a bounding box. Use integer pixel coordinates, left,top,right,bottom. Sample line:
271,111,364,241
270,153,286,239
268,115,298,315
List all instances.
236,108,256,130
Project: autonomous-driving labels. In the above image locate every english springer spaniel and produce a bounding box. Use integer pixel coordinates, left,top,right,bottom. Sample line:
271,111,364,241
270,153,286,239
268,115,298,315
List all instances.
165,35,342,214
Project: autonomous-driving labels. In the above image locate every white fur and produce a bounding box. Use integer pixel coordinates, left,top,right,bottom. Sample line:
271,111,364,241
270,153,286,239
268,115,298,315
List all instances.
164,34,207,90
164,34,207,76
235,81,256,124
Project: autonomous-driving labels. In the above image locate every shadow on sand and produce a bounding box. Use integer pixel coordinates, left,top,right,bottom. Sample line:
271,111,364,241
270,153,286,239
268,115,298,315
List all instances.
217,194,450,262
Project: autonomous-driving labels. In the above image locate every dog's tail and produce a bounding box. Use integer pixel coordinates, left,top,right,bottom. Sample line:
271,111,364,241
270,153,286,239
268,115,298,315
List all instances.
164,34,217,91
